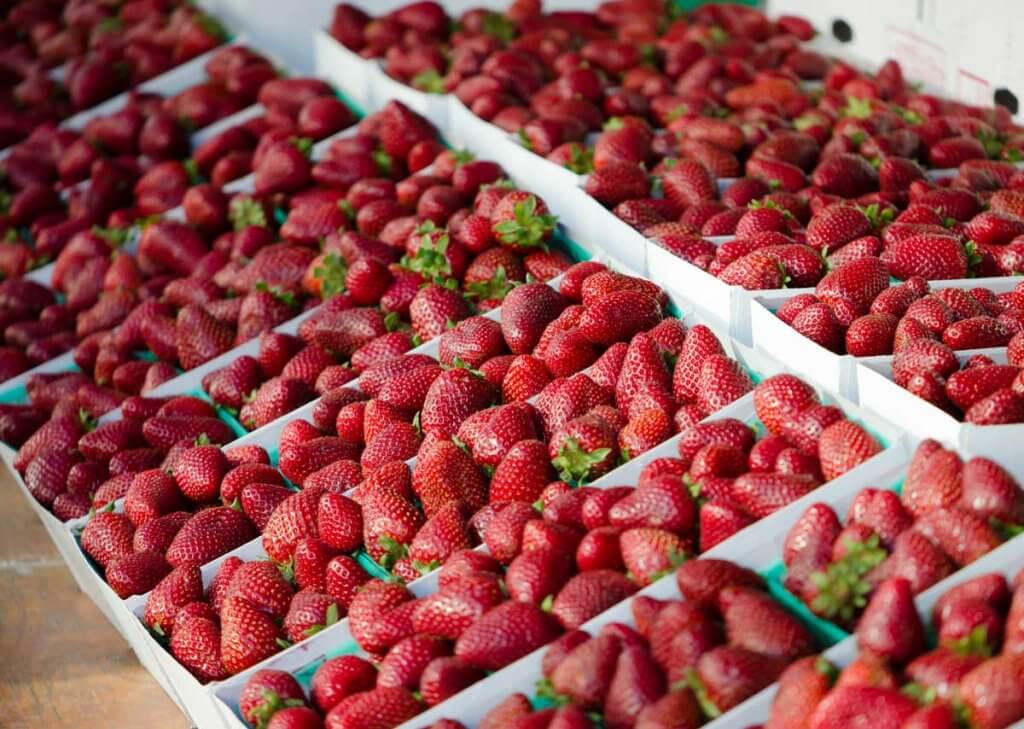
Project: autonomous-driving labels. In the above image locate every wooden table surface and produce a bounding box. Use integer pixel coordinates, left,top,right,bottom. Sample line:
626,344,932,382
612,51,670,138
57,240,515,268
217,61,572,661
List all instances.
0,467,190,729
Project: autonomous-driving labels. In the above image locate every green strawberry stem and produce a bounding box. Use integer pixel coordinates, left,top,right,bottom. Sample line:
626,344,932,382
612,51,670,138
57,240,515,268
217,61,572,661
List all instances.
412,69,445,94
551,438,612,484
684,668,722,719
808,533,888,623
947,624,993,658
494,196,557,249
465,265,518,301
313,253,348,300
229,197,268,230
377,535,409,569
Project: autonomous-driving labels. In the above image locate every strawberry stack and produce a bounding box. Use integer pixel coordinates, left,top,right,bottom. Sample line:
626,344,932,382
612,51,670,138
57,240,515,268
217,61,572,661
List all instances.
0,1,226,143
781,439,1023,630
764,569,1024,729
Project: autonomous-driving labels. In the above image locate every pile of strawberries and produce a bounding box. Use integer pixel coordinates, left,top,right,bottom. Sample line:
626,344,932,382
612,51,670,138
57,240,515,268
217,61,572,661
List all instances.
0,277,79,379
234,558,823,729
0,51,356,281
0,0,226,143
765,569,1024,729
782,438,1023,629
16,391,238,522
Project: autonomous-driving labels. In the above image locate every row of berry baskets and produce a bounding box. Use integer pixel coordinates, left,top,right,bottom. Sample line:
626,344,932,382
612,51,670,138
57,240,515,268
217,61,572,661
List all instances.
3,1,1024,729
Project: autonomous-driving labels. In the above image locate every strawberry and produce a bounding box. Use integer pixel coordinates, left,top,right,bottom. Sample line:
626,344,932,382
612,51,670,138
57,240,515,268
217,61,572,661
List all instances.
815,257,890,313
753,374,818,435
947,365,1020,411
662,161,717,211
227,561,295,620
957,654,1024,729
105,551,173,599
490,440,556,503
420,368,497,438
807,687,918,729
454,600,562,671
817,420,882,481
171,614,230,684
733,472,819,518
905,649,983,699
718,251,787,290
165,507,256,567
377,634,451,691
914,507,1001,566
175,304,234,371
409,285,472,341
500,282,567,354
585,163,651,206
220,595,287,674
765,656,837,729
607,474,696,534
322,687,423,729
965,389,1024,425
549,413,618,484
144,564,204,635
691,646,785,717
490,191,557,252
310,655,377,714
314,492,362,553
619,528,687,586
283,590,341,643
551,570,637,630
420,657,486,707
961,457,1024,523
854,577,926,662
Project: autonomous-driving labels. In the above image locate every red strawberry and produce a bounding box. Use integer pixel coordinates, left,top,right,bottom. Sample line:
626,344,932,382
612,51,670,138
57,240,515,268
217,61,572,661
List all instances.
691,646,785,716
807,687,918,729
957,654,1024,729
144,564,204,635
311,655,377,714
817,420,882,481
490,440,556,503
220,595,287,674
550,570,637,630
454,600,562,671
765,656,838,729
165,507,256,567
322,687,423,729
855,578,925,663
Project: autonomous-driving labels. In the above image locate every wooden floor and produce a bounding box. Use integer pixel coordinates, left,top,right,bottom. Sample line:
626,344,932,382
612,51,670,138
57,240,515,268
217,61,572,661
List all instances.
0,467,189,728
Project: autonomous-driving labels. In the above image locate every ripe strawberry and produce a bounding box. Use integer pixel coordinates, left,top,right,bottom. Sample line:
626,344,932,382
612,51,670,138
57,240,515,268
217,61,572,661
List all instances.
957,655,1024,729
753,374,818,435
420,368,497,438
164,507,256,567
853,577,925,664
322,687,423,729
961,457,1024,523
310,655,377,714
490,440,556,503
454,600,562,671
817,420,882,481
619,528,687,586
175,304,235,370
914,507,1001,566
105,552,172,599
220,595,287,674
733,472,819,518
691,646,785,716
550,570,638,630
792,305,842,352
549,413,618,484
765,656,837,729
807,686,918,729
144,564,204,635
